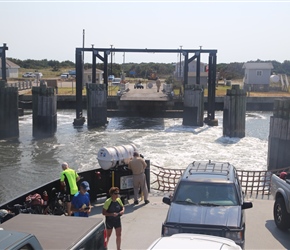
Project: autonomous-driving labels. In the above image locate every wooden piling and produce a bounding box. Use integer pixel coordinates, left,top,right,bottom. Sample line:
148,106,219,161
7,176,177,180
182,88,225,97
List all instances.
32,84,57,137
0,80,19,139
86,83,107,127
182,84,204,126
267,98,290,170
223,85,247,138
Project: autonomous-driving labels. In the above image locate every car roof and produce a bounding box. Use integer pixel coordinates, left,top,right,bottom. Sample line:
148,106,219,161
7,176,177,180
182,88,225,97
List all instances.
148,234,241,250
0,230,32,249
181,161,236,183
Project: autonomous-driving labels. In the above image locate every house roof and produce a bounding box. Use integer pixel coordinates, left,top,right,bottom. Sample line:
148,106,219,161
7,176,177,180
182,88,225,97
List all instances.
242,62,273,70
0,59,20,69
84,68,103,73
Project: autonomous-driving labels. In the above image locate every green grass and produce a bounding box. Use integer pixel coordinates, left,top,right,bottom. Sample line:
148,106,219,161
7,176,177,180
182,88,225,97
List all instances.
204,85,232,96
18,67,73,78
108,85,119,96
24,86,119,96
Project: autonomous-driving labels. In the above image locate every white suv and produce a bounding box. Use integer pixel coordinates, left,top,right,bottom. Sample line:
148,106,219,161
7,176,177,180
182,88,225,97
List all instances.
147,234,242,250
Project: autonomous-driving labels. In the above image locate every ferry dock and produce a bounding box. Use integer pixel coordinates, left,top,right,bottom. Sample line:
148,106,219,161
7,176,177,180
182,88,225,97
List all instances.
90,194,290,250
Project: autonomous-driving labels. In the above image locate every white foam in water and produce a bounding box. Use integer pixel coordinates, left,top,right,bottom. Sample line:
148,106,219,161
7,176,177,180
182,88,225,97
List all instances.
0,110,271,203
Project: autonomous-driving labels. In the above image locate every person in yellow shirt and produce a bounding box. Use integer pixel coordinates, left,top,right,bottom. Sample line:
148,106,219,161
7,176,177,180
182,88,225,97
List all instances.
60,162,80,215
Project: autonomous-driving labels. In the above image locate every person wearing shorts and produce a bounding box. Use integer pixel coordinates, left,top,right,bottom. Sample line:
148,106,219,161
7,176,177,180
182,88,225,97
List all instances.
102,187,125,250
60,162,80,216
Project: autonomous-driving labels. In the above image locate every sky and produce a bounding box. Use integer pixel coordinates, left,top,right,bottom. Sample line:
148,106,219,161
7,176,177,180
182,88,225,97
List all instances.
1,1,290,64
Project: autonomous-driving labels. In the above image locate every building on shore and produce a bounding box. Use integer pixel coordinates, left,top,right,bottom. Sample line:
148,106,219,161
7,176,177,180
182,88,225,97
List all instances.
243,62,273,91
0,59,20,78
174,60,208,87
84,68,104,84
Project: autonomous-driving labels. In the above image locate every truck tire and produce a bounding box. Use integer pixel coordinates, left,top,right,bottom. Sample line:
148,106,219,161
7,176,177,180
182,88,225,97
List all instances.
273,197,290,230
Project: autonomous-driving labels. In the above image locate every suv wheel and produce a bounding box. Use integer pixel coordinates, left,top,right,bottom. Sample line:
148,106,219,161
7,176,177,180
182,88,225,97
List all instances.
274,197,290,230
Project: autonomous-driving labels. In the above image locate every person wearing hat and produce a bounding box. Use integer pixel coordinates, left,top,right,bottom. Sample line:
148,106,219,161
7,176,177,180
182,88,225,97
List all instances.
128,151,149,205
71,181,91,217
279,172,288,180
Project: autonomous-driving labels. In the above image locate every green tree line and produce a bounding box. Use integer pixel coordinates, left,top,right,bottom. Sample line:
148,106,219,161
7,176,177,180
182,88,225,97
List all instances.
86,62,175,79
8,58,290,79
7,58,75,71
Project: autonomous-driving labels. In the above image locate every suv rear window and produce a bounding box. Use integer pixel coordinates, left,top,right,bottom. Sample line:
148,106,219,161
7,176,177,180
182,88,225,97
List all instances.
173,182,238,206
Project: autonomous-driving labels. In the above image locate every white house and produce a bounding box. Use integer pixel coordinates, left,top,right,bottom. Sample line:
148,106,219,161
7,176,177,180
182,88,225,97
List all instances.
174,60,208,87
83,68,103,84
0,59,20,78
242,62,273,91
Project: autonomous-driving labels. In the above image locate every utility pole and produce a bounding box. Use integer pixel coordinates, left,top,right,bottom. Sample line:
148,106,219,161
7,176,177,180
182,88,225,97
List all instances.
82,29,85,63
82,29,85,88
179,45,183,78
110,45,113,76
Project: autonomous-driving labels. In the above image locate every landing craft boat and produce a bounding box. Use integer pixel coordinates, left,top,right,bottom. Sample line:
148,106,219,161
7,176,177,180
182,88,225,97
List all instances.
0,144,149,219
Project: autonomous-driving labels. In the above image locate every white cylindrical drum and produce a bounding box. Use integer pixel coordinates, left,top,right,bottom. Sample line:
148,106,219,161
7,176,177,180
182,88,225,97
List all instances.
270,74,279,83
97,144,138,170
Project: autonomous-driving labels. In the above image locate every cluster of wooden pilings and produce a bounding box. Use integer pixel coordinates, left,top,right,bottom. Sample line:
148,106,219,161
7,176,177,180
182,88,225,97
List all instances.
8,81,33,90
86,83,107,127
183,84,204,126
267,98,290,170
223,85,247,138
32,84,57,137
0,80,19,139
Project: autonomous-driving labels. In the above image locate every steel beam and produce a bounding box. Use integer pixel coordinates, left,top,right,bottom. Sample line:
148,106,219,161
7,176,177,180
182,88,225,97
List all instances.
188,54,198,63
76,47,217,54
94,50,104,62
1,43,8,82
103,51,108,95
75,48,83,119
183,52,189,87
196,53,201,85
211,53,217,120
92,52,96,84
207,52,217,122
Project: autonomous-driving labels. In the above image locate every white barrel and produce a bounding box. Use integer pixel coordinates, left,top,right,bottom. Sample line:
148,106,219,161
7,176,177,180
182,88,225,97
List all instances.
97,144,138,170
270,74,279,83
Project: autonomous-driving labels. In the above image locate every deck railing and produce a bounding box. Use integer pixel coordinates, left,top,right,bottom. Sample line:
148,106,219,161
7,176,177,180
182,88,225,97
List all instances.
8,81,33,90
150,164,290,197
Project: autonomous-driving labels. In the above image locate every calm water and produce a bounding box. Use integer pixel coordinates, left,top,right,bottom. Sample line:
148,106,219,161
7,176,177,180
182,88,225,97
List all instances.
0,110,271,204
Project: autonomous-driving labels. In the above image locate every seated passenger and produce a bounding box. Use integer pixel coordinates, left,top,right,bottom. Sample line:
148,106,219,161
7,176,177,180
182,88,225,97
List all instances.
279,172,287,180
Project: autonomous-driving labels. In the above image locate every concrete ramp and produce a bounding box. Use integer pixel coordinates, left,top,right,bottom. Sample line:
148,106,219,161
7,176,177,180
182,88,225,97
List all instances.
120,84,168,101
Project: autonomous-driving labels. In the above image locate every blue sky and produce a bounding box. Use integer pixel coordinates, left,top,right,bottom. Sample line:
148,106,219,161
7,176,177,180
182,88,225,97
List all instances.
1,1,289,64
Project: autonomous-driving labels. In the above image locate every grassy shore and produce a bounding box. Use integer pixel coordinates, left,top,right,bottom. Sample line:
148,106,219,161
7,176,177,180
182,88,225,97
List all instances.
12,68,290,97
21,84,290,97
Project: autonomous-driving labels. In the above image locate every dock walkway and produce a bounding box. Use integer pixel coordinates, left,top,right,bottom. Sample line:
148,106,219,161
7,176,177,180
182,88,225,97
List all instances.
120,84,168,101
90,194,290,250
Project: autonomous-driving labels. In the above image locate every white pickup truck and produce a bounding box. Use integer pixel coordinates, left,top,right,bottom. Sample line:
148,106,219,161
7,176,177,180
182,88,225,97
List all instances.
270,173,290,230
